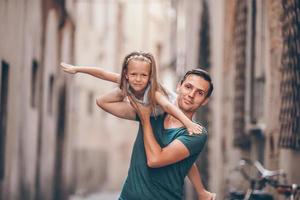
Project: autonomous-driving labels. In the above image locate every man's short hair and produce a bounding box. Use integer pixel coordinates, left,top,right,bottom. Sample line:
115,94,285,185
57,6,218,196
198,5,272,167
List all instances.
180,68,214,98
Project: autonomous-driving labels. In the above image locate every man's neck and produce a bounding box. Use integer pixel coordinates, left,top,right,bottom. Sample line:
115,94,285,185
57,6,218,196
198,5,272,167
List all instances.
164,108,194,129
174,100,194,119
164,114,183,129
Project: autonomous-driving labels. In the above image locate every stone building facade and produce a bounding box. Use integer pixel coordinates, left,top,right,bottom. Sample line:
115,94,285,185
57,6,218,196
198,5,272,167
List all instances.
0,0,76,199
205,0,300,199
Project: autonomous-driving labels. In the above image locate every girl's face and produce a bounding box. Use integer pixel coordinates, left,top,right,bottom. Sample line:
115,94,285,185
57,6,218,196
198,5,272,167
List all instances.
125,59,151,94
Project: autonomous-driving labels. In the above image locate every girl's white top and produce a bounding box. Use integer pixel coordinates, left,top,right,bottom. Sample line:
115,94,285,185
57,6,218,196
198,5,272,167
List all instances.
127,84,177,116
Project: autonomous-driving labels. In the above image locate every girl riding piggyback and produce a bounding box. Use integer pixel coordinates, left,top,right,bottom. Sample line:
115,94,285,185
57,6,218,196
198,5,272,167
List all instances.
61,51,217,200
61,51,202,134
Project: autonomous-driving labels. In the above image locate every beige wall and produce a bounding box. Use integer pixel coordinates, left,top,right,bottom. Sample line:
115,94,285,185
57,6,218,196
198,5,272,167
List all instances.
0,0,76,199
0,1,42,199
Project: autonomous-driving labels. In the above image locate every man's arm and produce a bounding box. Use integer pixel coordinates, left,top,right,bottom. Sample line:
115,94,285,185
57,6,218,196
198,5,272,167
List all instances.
96,88,136,120
188,164,215,200
129,97,191,168
188,164,205,194
61,62,121,83
141,115,190,168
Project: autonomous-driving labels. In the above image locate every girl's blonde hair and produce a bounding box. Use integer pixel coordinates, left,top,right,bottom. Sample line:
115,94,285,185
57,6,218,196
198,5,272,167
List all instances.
119,51,167,115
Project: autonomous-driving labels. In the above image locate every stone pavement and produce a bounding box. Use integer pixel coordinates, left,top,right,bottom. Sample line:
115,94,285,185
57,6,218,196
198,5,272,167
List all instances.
69,191,120,200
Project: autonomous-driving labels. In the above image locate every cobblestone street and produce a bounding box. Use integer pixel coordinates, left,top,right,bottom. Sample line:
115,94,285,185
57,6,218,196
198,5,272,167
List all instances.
70,191,120,200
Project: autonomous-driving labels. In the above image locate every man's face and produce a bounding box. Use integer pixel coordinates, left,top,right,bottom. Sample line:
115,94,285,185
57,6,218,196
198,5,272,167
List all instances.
176,74,210,113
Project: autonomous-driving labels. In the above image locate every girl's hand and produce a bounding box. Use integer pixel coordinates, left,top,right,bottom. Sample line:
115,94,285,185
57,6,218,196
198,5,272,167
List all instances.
60,62,77,74
186,121,203,135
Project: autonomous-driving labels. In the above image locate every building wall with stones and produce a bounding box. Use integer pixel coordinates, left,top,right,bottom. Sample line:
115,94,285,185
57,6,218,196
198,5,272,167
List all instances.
0,0,76,199
206,0,300,199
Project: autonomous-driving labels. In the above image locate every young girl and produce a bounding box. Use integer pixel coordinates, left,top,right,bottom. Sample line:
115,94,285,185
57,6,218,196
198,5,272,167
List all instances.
62,51,202,134
61,51,216,200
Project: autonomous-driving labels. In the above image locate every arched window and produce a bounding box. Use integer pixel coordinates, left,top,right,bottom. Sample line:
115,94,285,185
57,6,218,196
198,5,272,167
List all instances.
0,60,9,180
48,75,54,114
31,60,39,108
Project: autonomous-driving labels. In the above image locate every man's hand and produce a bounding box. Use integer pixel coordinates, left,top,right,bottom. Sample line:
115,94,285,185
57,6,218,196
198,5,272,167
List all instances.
60,62,77,74
128,94,193,168
198,191,216,200
127,95,151,123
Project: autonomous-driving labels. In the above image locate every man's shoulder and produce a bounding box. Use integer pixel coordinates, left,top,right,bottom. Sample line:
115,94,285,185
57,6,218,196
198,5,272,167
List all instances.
177,122,208,140
175,125,208,156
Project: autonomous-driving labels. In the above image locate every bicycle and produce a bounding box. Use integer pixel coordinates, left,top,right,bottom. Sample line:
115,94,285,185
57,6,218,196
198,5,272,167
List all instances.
274,183,300,200
226,158,300,200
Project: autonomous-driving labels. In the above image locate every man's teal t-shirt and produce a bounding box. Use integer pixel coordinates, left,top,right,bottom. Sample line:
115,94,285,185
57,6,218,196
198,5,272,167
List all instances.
119,114,207,200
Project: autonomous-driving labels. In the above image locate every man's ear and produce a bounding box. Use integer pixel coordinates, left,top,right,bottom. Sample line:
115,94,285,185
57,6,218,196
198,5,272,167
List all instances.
176,83,181,93
202,97,209,106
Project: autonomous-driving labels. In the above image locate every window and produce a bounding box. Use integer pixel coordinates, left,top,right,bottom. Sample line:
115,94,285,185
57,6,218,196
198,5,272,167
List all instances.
233,0,250,148
48,75,54,114
248,0,266,125
198,0,210,69
278,0,300,150
31,60,39,108
1,60,9,180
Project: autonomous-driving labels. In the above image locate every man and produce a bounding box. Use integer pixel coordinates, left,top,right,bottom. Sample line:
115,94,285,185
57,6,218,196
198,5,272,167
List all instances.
97,69,214,200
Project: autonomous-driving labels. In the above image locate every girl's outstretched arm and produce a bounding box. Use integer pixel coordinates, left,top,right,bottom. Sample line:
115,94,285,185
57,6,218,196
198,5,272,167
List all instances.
188,164,216,200
155,91,202,134
60,62,121,84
